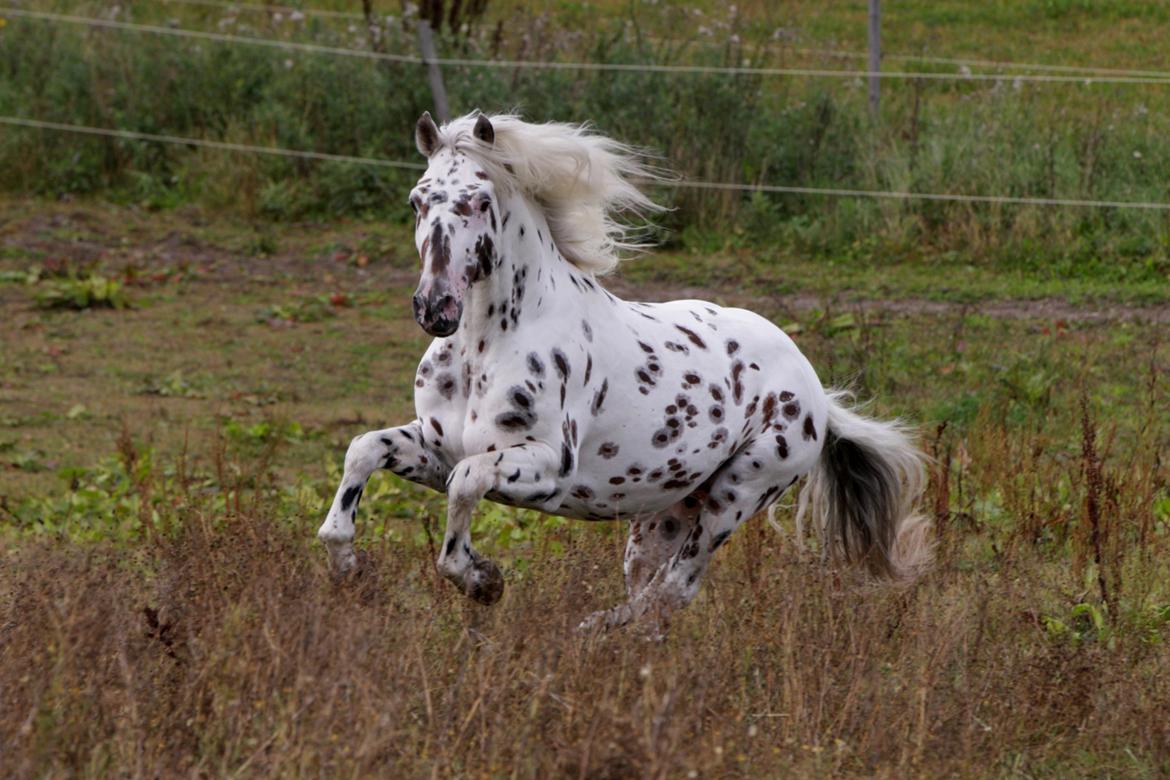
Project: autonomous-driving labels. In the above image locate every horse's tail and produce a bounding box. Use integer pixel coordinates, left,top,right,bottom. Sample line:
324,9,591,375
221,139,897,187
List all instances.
795,391,932,580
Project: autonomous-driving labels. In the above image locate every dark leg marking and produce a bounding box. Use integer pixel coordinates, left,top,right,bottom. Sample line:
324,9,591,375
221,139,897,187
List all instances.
341,485,363,512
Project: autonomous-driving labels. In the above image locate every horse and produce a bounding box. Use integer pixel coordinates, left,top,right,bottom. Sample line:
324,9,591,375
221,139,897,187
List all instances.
317,111,931,632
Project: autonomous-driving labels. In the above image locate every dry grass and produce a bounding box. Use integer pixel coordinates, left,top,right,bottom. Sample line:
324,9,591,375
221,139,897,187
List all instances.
2,200,1169,777
2,421,1169,778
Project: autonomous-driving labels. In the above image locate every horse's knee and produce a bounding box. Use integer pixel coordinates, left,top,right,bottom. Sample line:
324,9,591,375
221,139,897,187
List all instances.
343,432,380,473
656,566,703,611
445,462,493,509
317,520,351,545
659,540,710,605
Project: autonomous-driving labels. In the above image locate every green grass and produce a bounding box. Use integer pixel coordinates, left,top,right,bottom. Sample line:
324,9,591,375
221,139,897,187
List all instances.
2,0,1169,279
0,196,1166,507
2,198,1169,776
2,0,1170,768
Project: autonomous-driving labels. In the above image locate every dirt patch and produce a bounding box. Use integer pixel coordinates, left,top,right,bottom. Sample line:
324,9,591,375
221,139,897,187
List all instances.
0,200,414,287
604,281,1170,324
5,197,1169,324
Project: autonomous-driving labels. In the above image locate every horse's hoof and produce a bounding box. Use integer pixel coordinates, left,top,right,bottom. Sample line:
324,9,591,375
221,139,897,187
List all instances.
577,607,622,635
577,611,606,635
466,559,504,605
327,547,359,580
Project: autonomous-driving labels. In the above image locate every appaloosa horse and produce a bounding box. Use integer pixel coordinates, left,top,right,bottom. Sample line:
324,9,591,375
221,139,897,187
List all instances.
318,112,930,631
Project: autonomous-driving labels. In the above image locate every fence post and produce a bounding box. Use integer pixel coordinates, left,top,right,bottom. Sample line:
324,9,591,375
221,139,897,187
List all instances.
416,20,450,123
868,0,881,119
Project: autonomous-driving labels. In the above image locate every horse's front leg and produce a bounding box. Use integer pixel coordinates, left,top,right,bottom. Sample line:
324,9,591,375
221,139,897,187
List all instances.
438,443,562,605
318,421,450,573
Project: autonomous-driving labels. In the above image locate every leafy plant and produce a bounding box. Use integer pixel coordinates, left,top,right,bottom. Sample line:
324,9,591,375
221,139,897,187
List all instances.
33,275,129,310
256,296,341,324
140,370,207,399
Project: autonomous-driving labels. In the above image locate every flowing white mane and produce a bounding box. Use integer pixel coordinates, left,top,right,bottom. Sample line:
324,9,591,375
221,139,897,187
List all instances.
431,113,667,275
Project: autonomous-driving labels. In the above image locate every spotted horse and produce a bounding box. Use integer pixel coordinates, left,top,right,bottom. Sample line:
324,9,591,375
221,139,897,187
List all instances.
318,112,931,633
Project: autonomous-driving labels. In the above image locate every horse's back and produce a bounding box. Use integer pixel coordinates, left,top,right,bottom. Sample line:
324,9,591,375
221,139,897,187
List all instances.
548,295,827,520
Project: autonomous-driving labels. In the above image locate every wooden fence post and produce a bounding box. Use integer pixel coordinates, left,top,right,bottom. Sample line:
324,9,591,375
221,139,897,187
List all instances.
417,20,450,123
868,0,881,119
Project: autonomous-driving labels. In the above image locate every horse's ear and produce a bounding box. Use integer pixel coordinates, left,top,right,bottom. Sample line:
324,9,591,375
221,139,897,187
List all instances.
416,111,440,157
473,113,495,146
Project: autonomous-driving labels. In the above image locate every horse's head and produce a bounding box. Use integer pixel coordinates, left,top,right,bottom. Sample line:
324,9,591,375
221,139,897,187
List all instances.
408,111,499,337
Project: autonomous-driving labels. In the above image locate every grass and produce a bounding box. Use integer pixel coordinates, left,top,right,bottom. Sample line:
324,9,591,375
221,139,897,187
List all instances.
1,198,1169,776
1,4,1169,774
2,0,1169,279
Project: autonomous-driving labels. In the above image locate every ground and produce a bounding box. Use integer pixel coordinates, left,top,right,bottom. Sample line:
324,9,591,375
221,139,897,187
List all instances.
1,197,1168,778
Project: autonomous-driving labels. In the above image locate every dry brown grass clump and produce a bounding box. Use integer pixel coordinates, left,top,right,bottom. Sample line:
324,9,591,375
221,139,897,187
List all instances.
3,479,1168,778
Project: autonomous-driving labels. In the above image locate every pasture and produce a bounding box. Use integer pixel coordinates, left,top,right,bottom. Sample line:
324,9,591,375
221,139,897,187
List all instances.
2,0,1170,776
1,197,1168,777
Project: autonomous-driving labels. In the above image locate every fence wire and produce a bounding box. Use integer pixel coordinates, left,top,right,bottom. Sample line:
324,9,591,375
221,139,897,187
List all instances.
145,0,1170,81
5,7,1170,85
5,115,1169,211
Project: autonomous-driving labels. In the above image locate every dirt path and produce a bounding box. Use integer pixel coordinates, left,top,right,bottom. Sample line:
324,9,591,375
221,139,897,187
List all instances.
4,200,1169,325
602,279,1170,325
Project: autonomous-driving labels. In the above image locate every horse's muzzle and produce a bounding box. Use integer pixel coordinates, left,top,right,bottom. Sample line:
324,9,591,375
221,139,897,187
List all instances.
413,290,462,337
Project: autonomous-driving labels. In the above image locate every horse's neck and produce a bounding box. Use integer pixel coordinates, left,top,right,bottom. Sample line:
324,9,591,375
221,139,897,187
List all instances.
460,196,588,345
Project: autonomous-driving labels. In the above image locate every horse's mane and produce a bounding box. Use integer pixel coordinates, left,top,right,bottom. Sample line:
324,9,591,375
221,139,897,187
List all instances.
432,113,668,275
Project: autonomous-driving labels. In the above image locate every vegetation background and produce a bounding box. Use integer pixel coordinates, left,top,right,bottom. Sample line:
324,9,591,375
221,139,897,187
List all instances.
1,0,1169,777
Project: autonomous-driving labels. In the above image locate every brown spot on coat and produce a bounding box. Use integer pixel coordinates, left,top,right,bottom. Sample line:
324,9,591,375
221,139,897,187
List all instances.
674,325,707,350
803,415,817,441
731,361,745,404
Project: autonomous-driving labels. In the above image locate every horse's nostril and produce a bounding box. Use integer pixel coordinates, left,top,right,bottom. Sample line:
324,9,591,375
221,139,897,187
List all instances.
412,294,424,318
437,294,455,311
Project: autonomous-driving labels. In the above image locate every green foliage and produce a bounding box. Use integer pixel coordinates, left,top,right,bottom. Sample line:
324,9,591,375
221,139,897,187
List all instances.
5,450,170,542
472,502,569,562
221,418,307,448
1,9,1168,278
1043,602,1108,644
33,275,128,310
0,268,36,283
256,295,340,323
139,370,208,399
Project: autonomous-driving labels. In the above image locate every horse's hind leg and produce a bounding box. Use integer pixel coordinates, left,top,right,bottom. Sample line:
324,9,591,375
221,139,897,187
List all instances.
583,438,811,632
623,496,702,599
318,421,450,573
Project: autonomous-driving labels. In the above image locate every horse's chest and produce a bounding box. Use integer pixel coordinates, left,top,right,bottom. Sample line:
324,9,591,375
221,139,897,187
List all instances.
416,344,531,457
413,342,476,456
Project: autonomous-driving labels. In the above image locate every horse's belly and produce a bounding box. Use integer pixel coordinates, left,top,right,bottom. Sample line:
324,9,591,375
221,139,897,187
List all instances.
552,442,731,520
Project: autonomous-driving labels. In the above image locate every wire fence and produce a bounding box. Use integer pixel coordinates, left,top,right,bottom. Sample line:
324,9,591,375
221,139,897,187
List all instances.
5,7,1170,85
161,0,366,21
5,115,1169,211
148,0,1170,81
0,116,427,169
2,4,1169,211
